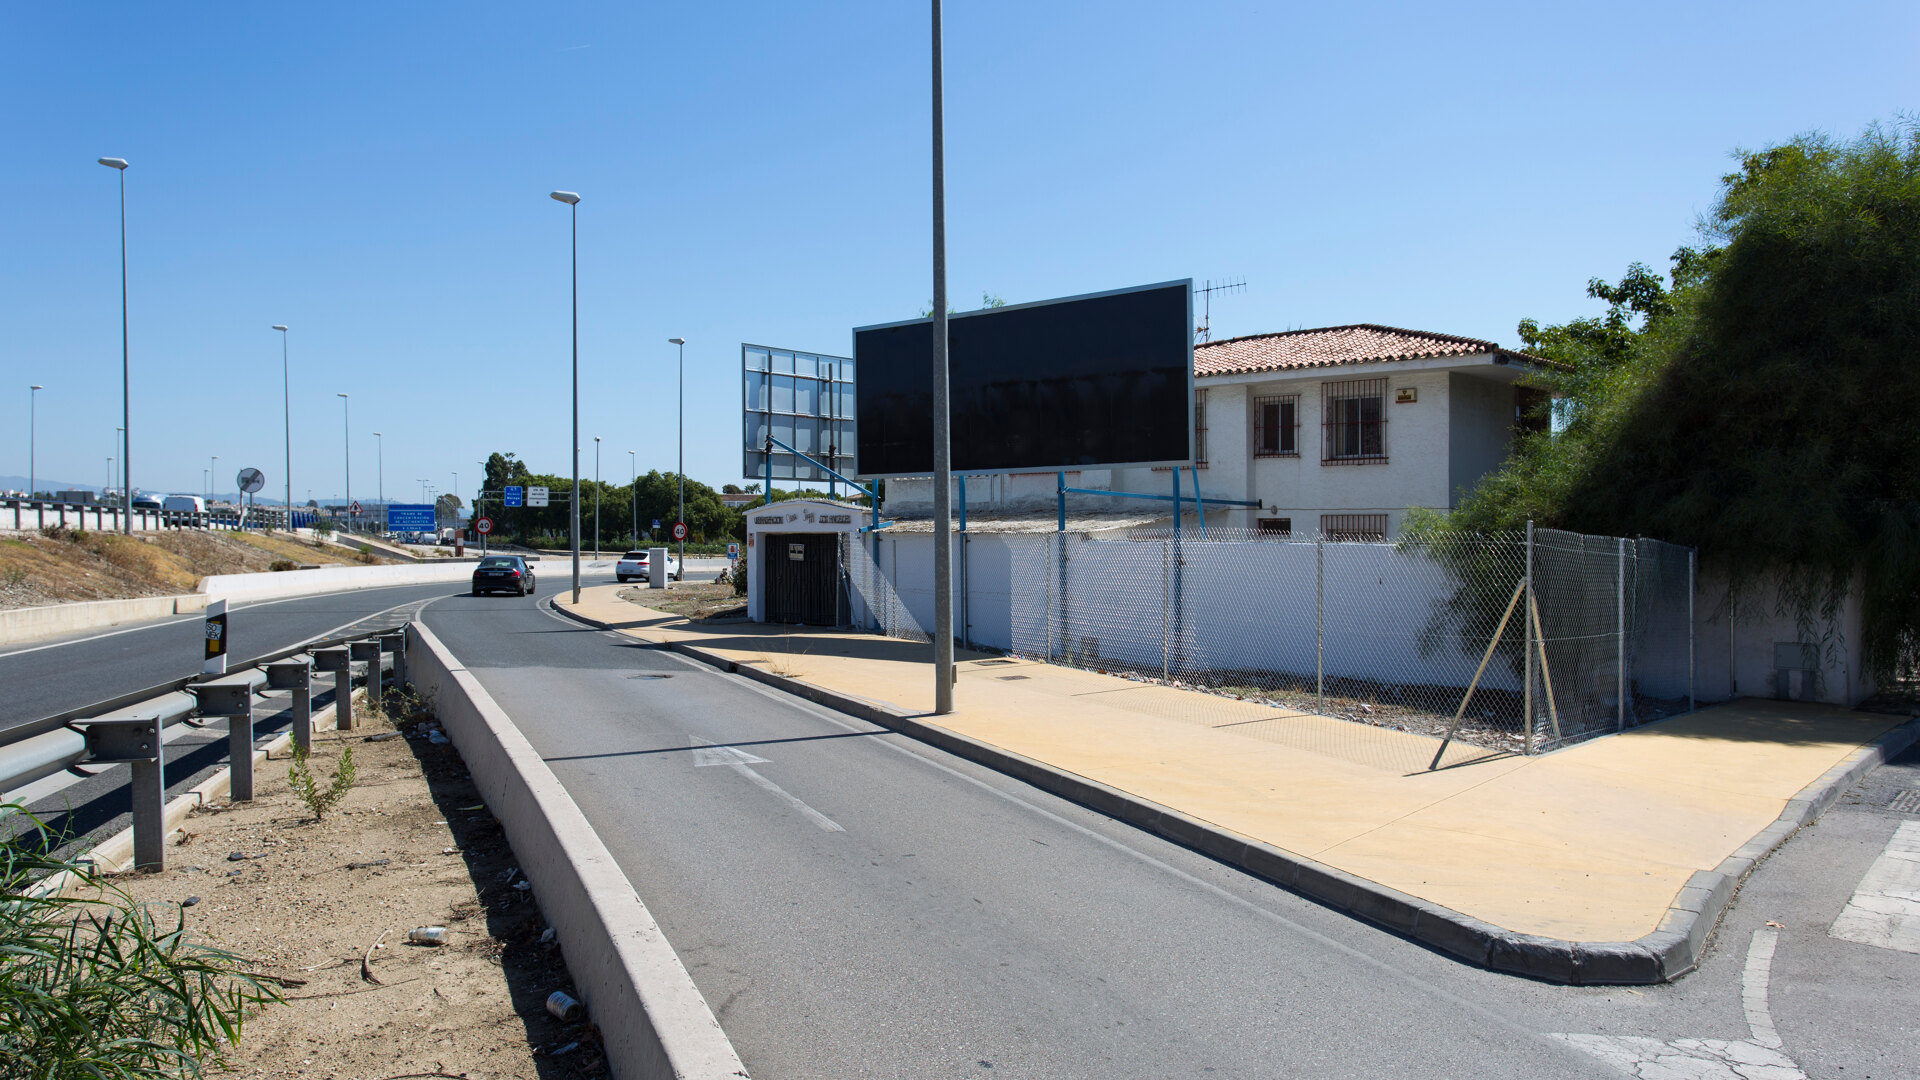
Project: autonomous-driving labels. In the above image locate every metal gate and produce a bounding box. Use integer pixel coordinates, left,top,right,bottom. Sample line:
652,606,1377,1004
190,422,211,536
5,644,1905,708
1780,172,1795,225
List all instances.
765,533,840,625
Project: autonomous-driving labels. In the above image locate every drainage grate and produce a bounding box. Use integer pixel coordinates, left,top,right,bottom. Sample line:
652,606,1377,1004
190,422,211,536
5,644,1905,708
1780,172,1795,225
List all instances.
628,673,673,681
1889,789,1920,814
996,675,1030,681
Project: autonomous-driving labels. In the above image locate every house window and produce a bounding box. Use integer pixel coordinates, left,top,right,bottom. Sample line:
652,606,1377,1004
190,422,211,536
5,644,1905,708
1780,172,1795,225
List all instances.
1320,513,1388,541
1322,377,1387,464
1193,389,1208,469
1253,394,1298,457
1257,517,1292,537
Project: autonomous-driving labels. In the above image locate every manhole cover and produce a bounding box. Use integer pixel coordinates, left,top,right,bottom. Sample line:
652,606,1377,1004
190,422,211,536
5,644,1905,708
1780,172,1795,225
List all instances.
975,659,1016,666
1889,789,1920,814
628,673,673,681
996,675,1030,681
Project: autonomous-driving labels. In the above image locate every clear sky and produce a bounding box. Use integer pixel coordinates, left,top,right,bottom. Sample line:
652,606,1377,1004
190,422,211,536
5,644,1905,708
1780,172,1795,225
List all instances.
4,2,1916,505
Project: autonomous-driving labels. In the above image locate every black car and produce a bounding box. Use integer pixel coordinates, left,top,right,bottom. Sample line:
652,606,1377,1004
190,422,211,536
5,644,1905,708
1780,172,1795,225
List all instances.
471,555,536,596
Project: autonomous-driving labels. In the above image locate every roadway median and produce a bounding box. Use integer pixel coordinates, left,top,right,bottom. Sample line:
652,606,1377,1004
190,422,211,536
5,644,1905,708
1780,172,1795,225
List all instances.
554,583,1920,985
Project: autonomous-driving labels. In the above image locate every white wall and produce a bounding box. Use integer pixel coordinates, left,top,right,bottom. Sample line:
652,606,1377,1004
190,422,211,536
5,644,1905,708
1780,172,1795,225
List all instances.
1692,568,1875,706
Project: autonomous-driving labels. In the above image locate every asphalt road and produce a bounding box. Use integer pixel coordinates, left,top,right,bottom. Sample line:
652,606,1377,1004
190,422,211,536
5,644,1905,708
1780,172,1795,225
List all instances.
13,569,1918,1078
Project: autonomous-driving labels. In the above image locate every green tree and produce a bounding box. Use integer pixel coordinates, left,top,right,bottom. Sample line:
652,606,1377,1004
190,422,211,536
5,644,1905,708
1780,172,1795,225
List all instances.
1435,118,1920,678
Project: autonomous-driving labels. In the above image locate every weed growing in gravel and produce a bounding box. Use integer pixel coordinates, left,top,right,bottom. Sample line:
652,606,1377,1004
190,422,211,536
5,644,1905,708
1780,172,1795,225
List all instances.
287,738,356,822
0,803,282,1078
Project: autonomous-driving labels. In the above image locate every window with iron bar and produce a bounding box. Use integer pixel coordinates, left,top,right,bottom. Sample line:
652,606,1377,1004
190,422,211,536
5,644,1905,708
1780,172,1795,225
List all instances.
1257,517,1292,537
1253,394,1299,457
1320,513,1388,541
1321,377,1387,464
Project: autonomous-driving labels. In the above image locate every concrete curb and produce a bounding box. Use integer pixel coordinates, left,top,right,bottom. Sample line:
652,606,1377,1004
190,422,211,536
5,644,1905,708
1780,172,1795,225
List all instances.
0,593,211,646
406,621,748,1080
550,598,1920,985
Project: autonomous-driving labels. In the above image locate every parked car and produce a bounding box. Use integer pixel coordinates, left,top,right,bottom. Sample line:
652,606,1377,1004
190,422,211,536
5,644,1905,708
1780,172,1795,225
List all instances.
161,494,205,514
131,497,163,510
615,550,681,583
471,555,536,596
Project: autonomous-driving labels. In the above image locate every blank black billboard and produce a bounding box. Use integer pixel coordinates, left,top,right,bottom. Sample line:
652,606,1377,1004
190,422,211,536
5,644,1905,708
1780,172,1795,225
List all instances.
853,280,1192,478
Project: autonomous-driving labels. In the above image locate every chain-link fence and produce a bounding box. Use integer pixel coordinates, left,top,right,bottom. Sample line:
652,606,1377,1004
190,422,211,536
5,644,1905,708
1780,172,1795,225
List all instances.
1004,525,1696,772
839,532,930,642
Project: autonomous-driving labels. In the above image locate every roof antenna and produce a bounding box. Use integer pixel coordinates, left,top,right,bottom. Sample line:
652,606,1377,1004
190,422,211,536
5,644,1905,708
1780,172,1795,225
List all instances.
1195,278,1246,343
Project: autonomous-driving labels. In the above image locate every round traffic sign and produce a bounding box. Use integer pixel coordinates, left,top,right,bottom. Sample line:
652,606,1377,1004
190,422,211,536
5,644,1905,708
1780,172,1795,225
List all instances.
236,467,265,493
671,521,688,541
475,516,494,535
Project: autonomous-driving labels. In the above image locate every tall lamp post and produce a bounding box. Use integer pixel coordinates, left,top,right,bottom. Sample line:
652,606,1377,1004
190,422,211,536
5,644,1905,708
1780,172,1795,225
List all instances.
28,385,43,500
451,471,459,536
273,325,291,528
209,455,218,504
336,392,350,533
373,432,384,533
550,190,582,602
929,1,956,713
114,426,123,502
593,436,601,558
628,449,636,547
669,337,686,577
98,156,131,533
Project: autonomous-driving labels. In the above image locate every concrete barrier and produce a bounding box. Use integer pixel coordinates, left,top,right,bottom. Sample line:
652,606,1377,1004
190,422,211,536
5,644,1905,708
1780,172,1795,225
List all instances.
0,594,211,646
199,561,479,602
405,621,746,1080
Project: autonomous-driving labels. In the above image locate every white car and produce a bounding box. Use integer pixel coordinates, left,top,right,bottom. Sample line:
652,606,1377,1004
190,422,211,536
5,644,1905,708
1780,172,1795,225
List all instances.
615,550,681,583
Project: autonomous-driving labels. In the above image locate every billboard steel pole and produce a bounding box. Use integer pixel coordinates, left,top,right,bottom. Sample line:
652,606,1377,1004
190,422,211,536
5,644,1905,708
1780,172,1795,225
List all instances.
929,0,955,714
551,190,582,602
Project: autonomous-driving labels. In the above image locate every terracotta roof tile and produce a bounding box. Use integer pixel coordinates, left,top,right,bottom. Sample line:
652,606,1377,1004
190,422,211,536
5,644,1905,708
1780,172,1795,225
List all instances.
1194,324,1544,377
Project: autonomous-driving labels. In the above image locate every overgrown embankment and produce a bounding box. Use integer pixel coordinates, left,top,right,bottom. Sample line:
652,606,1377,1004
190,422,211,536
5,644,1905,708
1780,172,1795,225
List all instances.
0,528,402,610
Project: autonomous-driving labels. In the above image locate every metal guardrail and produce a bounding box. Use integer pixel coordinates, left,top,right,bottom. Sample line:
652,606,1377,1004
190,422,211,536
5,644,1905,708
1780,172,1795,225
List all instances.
3,496,315,533
0,623,408,871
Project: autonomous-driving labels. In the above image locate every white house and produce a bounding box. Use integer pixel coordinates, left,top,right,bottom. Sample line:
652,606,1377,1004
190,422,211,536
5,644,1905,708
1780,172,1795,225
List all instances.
885,323,1553,538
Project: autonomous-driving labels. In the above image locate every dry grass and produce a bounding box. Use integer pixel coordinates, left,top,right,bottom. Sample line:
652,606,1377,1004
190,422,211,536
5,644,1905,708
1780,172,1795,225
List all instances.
0,528,403,610
613,581,745,623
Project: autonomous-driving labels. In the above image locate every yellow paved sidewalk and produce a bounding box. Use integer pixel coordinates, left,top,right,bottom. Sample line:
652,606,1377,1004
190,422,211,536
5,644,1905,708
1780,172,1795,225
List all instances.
560,586,1904,942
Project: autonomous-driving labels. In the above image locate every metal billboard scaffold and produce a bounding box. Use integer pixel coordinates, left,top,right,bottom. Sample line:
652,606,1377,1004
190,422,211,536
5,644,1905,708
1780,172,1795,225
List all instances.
741,344,856,493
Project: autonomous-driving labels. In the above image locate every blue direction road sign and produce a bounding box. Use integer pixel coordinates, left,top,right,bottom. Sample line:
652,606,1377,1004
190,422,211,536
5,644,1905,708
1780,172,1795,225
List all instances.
385,504,436,532
652,519,662,530
504,486,523,507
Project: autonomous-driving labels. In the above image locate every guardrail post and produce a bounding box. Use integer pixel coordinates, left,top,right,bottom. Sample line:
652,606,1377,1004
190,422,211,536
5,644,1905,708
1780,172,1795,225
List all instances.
313,647,351,731
194,683,256,800
381,633,406,697
348,640,381,726
84,717,166,871
267,659,313,754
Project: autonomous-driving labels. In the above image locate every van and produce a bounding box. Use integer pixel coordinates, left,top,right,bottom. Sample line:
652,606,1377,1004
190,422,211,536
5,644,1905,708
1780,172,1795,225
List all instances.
162,495,206,514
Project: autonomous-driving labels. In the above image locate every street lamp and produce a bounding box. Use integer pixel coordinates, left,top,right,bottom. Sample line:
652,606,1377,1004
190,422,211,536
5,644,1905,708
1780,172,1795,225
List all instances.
373,432,384,533
273,325,290,528
28,385,43,500
669,337,686,576
337,393,350,533
106,456,113,494
628,449,636,547
550,189,582,602
98,156,131,533
452,471,459,537
593,436,600,559
209,455,218,503
115,427,123,498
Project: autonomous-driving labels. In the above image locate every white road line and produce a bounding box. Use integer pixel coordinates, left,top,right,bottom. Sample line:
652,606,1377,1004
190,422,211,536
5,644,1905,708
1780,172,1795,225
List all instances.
689,735,842,832
1829,819,1920,954
1552,929,1805,1079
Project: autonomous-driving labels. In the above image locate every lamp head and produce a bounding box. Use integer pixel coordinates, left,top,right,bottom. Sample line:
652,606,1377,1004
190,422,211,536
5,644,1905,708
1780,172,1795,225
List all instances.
337,392,348,399
272,324,288,332
31,384,43,391
98,157,129,170
668,337,685,346
549,191,580,205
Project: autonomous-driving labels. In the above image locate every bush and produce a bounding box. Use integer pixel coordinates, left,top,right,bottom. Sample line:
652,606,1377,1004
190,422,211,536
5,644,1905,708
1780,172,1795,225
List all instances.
729,559,748,596
268,560,297,572
287,738,355,822
0,803,281,1078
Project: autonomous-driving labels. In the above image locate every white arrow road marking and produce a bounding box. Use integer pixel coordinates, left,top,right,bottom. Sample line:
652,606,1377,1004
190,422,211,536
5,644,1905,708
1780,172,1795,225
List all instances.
689,736,842,832
1829,819,1920,953
1551,929,1805,1080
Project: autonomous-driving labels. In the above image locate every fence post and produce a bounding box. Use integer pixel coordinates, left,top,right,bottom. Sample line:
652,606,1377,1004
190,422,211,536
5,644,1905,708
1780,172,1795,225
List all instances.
1688,549,1697,712
385,631,407,691
1162,538,1171,683
1315,533,1325,717
1617,537,1627,732
1524,521,1535,755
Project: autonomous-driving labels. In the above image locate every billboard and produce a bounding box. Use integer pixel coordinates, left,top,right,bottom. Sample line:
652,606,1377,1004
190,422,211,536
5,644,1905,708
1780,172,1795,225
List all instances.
852,280,1193,478
742,345,856,483
384,504,435,532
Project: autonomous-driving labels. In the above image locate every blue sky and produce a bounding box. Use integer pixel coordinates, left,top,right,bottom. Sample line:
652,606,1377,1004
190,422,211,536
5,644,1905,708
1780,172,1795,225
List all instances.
4,2,1916,504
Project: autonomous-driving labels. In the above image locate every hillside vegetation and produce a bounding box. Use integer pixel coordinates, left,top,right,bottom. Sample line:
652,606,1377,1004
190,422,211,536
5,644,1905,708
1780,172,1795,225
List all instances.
0,528,399,610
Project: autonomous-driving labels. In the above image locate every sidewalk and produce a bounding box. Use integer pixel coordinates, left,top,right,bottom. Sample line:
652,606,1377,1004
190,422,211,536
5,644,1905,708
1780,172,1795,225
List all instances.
557,586,1913,973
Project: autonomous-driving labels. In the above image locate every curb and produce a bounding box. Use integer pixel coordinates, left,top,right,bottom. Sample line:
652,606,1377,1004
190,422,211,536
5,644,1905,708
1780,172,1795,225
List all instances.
407,622,748,1080
552,597,1920,985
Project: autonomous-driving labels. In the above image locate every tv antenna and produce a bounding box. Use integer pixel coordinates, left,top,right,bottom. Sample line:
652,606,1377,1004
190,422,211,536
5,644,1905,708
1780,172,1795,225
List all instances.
1195,278,1246,343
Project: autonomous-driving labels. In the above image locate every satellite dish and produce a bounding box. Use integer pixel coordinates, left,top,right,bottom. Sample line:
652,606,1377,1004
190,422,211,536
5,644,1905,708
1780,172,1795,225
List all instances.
236,468,266,494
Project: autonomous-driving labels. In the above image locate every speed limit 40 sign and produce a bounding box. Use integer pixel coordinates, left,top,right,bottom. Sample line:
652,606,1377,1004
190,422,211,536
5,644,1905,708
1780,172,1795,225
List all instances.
475,516,494,535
